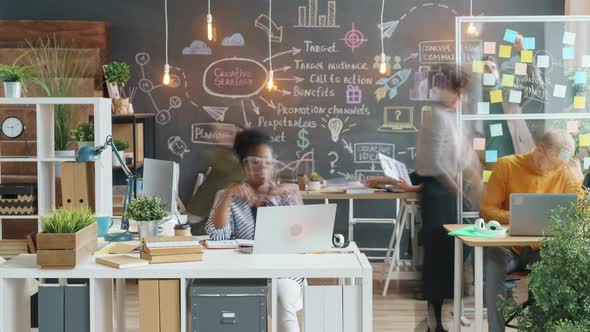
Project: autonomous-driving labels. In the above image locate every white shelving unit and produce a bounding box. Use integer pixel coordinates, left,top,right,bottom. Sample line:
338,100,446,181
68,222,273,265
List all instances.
0,98,113,237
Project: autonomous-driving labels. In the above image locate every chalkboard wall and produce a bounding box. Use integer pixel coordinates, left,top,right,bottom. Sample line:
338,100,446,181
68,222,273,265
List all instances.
0,0,564,253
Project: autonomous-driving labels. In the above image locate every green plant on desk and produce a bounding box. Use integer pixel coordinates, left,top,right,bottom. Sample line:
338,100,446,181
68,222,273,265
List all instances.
498,189,590,331
124,195,167,222
41,207,95,233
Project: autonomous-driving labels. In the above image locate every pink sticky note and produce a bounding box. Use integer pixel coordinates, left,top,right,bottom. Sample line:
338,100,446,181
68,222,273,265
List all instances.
515,63,527,75
474,137,486,150
484,42,496,54
567,120,579,133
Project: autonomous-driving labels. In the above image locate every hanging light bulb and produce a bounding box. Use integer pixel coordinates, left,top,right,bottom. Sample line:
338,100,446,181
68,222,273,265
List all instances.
466,22,478,35
162,0,171,86
267,70,274,91
266,0,276,91
378,0,387,75
206,13,215,41
163,64,171,85
379,53,387,75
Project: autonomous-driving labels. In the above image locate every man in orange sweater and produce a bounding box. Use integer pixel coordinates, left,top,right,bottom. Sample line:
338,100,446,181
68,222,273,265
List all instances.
480,129,583,332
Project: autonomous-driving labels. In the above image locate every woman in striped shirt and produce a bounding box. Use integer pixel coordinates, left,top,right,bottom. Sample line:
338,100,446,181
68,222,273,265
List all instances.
207,128,303,332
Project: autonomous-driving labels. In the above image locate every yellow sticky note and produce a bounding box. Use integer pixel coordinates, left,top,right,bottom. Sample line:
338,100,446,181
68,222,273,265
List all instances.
580,133,590,147
502,74,514,87
574,96,586,109
499,45,512,58
490,90,503,103
472,60,484,73
521,50,533,63
483,170,493,183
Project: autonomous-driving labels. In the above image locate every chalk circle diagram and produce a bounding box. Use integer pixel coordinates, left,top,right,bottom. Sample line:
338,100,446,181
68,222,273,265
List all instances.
136,52,150,66
170,96,182,109
341,23,367,52
168,136,190,159
156,109,171,125
202,57,269,99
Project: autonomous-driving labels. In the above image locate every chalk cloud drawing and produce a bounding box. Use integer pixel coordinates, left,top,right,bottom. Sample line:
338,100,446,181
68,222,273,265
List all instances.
182,40,212,55
255,14,283,42
203,106,228,122
222,33,245,47
168,136,190,159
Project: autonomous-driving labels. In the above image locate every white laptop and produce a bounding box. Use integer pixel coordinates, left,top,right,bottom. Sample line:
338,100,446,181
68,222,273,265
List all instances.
250,204,337,254
509,193,577,236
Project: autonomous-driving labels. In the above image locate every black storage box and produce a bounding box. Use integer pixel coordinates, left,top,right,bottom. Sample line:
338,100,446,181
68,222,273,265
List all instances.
0,183,38,215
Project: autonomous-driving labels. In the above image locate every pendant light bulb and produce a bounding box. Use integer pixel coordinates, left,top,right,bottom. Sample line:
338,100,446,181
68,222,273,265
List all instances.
267,70,274,91
379,53,387,75
163,64,171,86
207,14,214,41
466,22,478,35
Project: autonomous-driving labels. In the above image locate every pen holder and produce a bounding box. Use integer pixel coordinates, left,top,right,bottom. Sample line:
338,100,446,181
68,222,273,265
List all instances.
174,223,192,236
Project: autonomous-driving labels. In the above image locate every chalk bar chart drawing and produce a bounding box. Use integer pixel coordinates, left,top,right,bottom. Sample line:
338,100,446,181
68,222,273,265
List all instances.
294,0,339,28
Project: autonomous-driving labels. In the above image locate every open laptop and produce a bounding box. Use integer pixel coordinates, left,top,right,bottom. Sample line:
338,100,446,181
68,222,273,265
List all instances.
509,193,577,236
249,204,337,254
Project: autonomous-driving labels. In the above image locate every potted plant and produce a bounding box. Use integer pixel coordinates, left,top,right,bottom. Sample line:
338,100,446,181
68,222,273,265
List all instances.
71,122,94,149
103,61,131,114
0,64,36,98
135,176,143,194
124,195,167,241
112,138,129,167
36,207,97,268
498,189,590,331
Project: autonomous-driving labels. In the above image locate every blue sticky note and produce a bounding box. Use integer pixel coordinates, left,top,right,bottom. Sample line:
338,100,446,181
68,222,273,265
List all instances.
503,29,518,43
485,150,498,163
576,71,587,84
523,37,536,50
563,47,575,60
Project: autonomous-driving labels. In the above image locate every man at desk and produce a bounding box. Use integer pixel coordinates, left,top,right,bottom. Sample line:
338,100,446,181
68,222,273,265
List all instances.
480,129,583,332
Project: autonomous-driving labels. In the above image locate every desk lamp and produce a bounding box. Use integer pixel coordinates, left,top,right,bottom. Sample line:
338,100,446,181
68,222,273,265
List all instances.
76,135,135,242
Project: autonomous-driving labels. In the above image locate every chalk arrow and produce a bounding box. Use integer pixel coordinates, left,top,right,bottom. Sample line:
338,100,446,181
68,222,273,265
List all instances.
403,53,419,62
274,66,291,72
263,47,301,62
279,89,292,96
342,139,353,154
241,100,252,128
258,96,276,109
275,76,305,84
254,14,283,43
250,99,260,115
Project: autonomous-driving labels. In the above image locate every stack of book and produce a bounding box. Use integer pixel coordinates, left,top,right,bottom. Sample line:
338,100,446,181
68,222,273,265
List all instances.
0,239,29,260
140,236,203,264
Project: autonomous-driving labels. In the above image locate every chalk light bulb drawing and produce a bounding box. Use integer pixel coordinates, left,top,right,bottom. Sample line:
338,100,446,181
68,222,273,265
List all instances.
328,118,344,142
379,52,387,75
163,64,171,85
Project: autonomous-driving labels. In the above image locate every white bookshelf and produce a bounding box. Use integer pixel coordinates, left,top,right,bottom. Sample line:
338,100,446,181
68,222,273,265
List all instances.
0,98,113,237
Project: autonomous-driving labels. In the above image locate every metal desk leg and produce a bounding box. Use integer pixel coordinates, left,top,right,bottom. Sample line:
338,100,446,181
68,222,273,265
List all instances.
474,247,484,332
116,279,126,332
348,199,354,242
361,272,373,332
453,238,464,332
271,278,278,332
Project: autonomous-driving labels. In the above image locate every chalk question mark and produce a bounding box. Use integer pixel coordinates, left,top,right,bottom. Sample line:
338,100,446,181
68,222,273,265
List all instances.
395,110,402,121
328,151,339,174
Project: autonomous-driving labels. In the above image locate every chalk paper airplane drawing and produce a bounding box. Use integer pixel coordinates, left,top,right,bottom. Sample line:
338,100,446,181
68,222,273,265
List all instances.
203,106,229,122
255,14,283,42
378,20,399,39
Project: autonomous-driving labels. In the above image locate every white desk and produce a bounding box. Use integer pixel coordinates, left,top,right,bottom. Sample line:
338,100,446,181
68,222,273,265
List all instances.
0,242,372,332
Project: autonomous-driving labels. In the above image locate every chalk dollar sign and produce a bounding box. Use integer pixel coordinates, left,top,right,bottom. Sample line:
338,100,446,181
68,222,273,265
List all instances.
297,128,310,150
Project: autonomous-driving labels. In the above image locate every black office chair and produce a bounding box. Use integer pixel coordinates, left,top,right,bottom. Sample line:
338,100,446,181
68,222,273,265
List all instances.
504,270,534,328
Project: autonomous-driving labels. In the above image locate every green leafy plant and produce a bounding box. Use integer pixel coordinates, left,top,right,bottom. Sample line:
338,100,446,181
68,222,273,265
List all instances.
113,138,129,151
71,122,94,142
498,189,590,331
124,195,167,222
41,207,95,233
0,64,36,83
104,61,131,88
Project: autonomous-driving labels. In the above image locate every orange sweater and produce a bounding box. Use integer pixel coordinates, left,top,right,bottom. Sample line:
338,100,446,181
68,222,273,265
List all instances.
480,152,580,251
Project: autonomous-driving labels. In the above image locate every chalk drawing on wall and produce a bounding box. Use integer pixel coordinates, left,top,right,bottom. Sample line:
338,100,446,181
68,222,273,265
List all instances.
321,116,357,142
170,96,182,109
250,100,260,115
258,96,277,109
202,57,269,99
241,100,252,128
277,149,315,181
378,20,399,39
328,151,339,174
202,106,228,122
377,106,417,133
168,136,190,159
297,128,311,150
342,138,353,154
341,23,367,52
182,40,212,55
156,109,172,125
263,47,301,63
346,85,362,104
294,0,339,28
374,68,412,101
254,14,283,42
191,123,242,146
221,33,245,47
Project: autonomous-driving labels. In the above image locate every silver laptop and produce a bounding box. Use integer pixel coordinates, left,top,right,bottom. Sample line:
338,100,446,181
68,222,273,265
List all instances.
510,193,576,236
251,204,337,254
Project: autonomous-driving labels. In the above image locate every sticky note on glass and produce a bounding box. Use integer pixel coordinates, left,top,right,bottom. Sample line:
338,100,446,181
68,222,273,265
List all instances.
583,55,590,68
483,73,497,86
484,42,496,54
478,102,490,114
502,74,514,87
536,55,550,68
523,37,536,50
553,84,566,98
584,157,590,170
567,120,579,133
575,71,588,84
563,47,575,60
474,137,486,150
499,45,512,58
515,63,527,75
490,90,503,103
509,90,522,104
574,96,586,109
504,29,518,43
490,123,503,137
580,133,590,147
483,170,493,183
521,50,533,63
563,31,576,45
485,150,498,163
472,60,484,73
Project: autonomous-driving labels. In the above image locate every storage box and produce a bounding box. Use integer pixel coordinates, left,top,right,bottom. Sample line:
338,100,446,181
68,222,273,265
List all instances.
61,162,95,210
190,279,267,332
0,183,37,215
36,222,97,268
139,279,180,332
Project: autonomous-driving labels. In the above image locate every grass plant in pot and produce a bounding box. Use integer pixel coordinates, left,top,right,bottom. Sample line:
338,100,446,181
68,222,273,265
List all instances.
124,195,167,242
37,207,97,268
112,139,129,167
103,61,131,114
71,122,94,149
0,63,37,98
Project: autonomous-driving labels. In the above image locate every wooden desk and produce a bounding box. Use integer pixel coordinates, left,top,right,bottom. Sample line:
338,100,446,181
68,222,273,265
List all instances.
301,191,418,200
444,224,544,332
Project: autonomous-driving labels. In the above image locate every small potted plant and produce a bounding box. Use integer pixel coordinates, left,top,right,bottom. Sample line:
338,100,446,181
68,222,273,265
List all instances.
135,176,143,194
112,138,129,167
36,207,97,268
71,122,94,149
124,195,167,241
103,61,131,114
0,63,36,98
